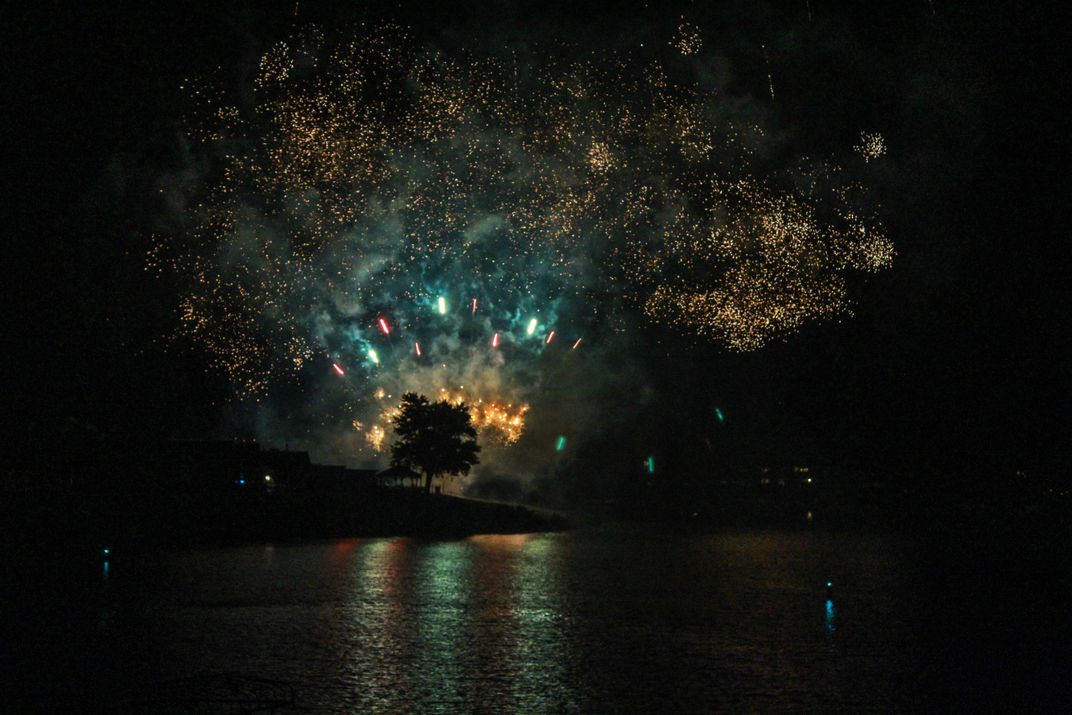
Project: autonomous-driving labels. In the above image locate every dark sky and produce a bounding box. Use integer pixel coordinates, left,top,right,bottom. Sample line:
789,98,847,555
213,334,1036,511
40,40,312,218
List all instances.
3,1,1066,479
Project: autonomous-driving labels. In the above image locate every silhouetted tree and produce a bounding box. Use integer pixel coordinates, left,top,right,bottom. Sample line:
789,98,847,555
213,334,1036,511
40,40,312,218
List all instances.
390,392,481,493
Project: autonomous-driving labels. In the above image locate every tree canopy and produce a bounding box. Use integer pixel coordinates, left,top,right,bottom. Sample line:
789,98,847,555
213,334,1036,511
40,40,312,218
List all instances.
390,392,481,493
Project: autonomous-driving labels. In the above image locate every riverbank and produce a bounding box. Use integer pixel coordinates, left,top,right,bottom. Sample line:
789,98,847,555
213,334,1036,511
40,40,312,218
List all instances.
2,484,567,589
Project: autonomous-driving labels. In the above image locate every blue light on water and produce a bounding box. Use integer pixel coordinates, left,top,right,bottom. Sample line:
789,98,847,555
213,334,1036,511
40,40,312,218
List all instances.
102,560,110,579
825,598,836,633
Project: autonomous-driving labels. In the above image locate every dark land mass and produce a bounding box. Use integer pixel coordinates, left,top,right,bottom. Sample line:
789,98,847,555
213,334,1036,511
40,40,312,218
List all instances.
1,439,563,587
6,435,1068,585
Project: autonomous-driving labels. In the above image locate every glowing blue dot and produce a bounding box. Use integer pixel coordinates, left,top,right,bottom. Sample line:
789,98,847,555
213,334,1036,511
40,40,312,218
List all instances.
826,582,832,588
102,548,110,556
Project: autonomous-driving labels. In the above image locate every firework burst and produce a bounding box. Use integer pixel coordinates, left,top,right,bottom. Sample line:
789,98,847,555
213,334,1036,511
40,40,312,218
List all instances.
153,22,890,460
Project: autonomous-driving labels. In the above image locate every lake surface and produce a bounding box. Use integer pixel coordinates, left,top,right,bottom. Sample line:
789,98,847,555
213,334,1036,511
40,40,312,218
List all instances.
8,529,1068,711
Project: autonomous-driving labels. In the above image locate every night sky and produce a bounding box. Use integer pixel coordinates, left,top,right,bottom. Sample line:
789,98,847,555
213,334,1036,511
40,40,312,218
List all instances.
5,1,1066,486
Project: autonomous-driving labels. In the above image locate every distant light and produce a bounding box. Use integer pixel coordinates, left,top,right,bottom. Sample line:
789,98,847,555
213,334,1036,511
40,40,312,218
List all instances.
646,456,655,474
368,348,379,364
332,362,345,376
545,330,555,345
526,318,538,335
572,338,582,350
826,581,832,588
265,475,272,482
414,342,422,357
555,435,567,452
715,407,725,423
437,296,447,315
238,478,245,486
377,317,390,335
102,548,110,556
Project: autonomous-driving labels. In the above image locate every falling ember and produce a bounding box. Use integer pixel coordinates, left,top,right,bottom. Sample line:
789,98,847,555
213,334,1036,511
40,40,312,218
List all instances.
414,342,422,356
377,317,390,335
646,456,655,474
555,435,567,451
526,318,538,336
491,332,500,348
332,363,345,376
715,407,725,423
471,298,477,315
545,331,555,345
572,338,582,350
437,296,447,315
368,348,379,365
762,43,775,102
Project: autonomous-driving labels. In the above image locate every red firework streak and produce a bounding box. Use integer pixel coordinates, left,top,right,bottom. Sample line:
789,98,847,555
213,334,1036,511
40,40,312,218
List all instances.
332,362,345,376
471,298,477,315
414,342,422,356
377,317,390,335
491,332,500,348
572,338,582,349
545,330,555,344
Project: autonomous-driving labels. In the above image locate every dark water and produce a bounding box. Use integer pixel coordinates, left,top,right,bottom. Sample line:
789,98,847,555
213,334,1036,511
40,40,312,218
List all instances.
8,529,1069,712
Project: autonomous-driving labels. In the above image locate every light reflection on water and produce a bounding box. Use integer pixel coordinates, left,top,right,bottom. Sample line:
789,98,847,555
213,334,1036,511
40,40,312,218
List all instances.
44,531,935,711
330,534,573,712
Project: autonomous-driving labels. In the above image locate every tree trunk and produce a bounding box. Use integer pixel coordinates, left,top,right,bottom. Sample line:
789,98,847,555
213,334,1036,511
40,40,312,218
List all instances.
424,472,435,493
